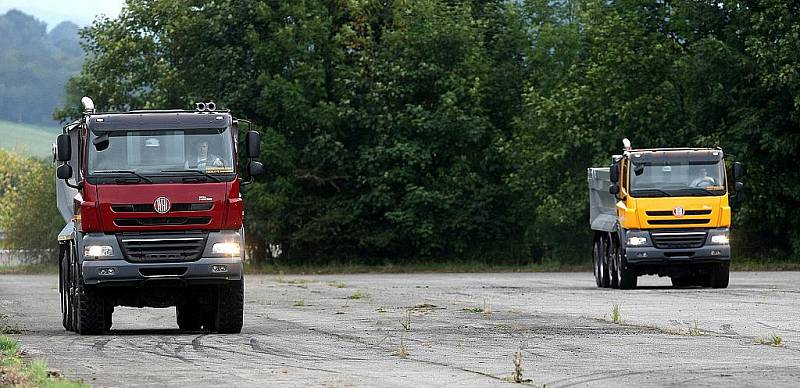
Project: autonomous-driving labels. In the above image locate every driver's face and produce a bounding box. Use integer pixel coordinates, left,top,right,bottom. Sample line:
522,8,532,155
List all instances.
198,142,208,155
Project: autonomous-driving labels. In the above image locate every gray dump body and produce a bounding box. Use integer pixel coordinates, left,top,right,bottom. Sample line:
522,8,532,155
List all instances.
56,126,80,227
587,167,617,232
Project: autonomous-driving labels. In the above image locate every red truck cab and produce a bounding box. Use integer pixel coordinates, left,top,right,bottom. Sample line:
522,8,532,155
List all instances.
54,98,263,334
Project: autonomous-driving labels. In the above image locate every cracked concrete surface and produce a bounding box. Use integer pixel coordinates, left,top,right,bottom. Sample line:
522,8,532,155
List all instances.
1,272,799,387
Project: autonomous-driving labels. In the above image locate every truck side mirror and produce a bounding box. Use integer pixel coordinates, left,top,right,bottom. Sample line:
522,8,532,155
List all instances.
248,161,265,177
609,164,620,183
56,164,73,180
733,162,744,181
246,131,261,159
57,134,71,162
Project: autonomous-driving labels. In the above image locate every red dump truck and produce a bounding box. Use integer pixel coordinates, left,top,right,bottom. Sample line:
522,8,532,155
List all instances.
54,97,263,334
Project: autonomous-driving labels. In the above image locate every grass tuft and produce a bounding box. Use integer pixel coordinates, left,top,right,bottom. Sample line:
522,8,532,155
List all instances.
348,290,369,300
610,304,622,324
0,335,87,387
327,281,347,288
755,334,783,347
293,300,306,307
393,336,409,358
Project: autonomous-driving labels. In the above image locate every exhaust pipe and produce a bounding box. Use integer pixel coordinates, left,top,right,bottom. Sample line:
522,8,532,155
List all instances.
206,101,216,111
81,96,95,114
196,102,206,111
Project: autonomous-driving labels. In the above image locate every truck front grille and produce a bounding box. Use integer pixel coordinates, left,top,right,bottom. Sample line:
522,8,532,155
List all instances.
112,203,213,212
648,219,710,225
114,217,211,227
118,233,207,262
650,231,707,249
646,210,711,216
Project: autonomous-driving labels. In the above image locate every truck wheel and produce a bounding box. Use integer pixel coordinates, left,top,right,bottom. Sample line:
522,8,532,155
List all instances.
69,244,79,332
176,303,203,331
616,253,637,289
214,279,244,334
77,282,106,335
593,239,602,288
671,275,695,288
60,246,71,331
600,237,611,288
608,236,620,289
104,303,114,331
710,263,730,289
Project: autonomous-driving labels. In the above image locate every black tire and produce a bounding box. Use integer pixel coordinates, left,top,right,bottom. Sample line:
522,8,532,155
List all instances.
69,244,79,332
608,235,620,289
710,262,730,288
214,279,244,334
104,302,114,331
176,303,203,331
77,282,106,335
60,246,70,331
600,237,612,288
671,275,695,288
593,238,602,288
616,253,637,290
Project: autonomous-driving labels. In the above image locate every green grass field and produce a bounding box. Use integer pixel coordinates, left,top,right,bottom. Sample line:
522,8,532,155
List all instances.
0,120,60,159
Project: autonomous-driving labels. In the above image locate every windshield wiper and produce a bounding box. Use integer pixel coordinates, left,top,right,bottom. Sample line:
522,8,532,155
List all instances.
631,188,672,197
674,187,720,196
93,170,152,183
161,170,221,182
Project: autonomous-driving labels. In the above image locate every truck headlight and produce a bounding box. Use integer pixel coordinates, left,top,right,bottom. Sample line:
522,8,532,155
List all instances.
627,236,648,246
710,235,729,245
85,245,113,257
212,242,240,256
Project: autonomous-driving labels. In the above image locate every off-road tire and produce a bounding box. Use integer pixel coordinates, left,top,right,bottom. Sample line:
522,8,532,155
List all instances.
214,279,244,334
710,262,730,289
77,283,106,335
104,302,114,331
616,254,638,290
671,275,695,288
600,237,612,288
60,246,71,331
593,239,603,288
176,303,203,331
608,237,620,289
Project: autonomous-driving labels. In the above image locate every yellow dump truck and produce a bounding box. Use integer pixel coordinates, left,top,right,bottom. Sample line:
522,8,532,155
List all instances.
588,139,744,289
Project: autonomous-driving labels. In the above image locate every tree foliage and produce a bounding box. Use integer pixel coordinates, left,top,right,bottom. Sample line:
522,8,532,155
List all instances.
0,150,63,261
56,0,800,263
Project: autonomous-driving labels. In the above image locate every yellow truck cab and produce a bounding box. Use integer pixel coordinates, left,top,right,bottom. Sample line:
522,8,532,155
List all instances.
588,139,744,289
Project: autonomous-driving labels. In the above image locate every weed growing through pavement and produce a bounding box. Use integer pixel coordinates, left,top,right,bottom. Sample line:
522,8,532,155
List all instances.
611,304,622,324
755,334,783,347
503,351,533,383
400,310,412,331
393,335,409,358
293,300,306,307
464,298,493,315
376,307,386,313
327,281,347,288
348,290,368,300
275,277,314,285
687,320,703,336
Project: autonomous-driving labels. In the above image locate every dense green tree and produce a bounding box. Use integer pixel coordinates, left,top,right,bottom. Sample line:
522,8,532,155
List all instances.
54,0,800,264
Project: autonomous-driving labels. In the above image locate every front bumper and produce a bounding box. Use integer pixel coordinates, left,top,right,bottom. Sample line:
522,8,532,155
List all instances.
79,230,244,286
625,244,730,265
82,257,243,285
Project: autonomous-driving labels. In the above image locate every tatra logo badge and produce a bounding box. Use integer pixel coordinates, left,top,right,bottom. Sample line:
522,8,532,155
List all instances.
154,196,171,214
673,206,685,218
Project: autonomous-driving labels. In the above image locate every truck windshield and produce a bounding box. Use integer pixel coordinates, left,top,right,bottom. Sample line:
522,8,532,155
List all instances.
87,128,235,178
629,160,725,197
